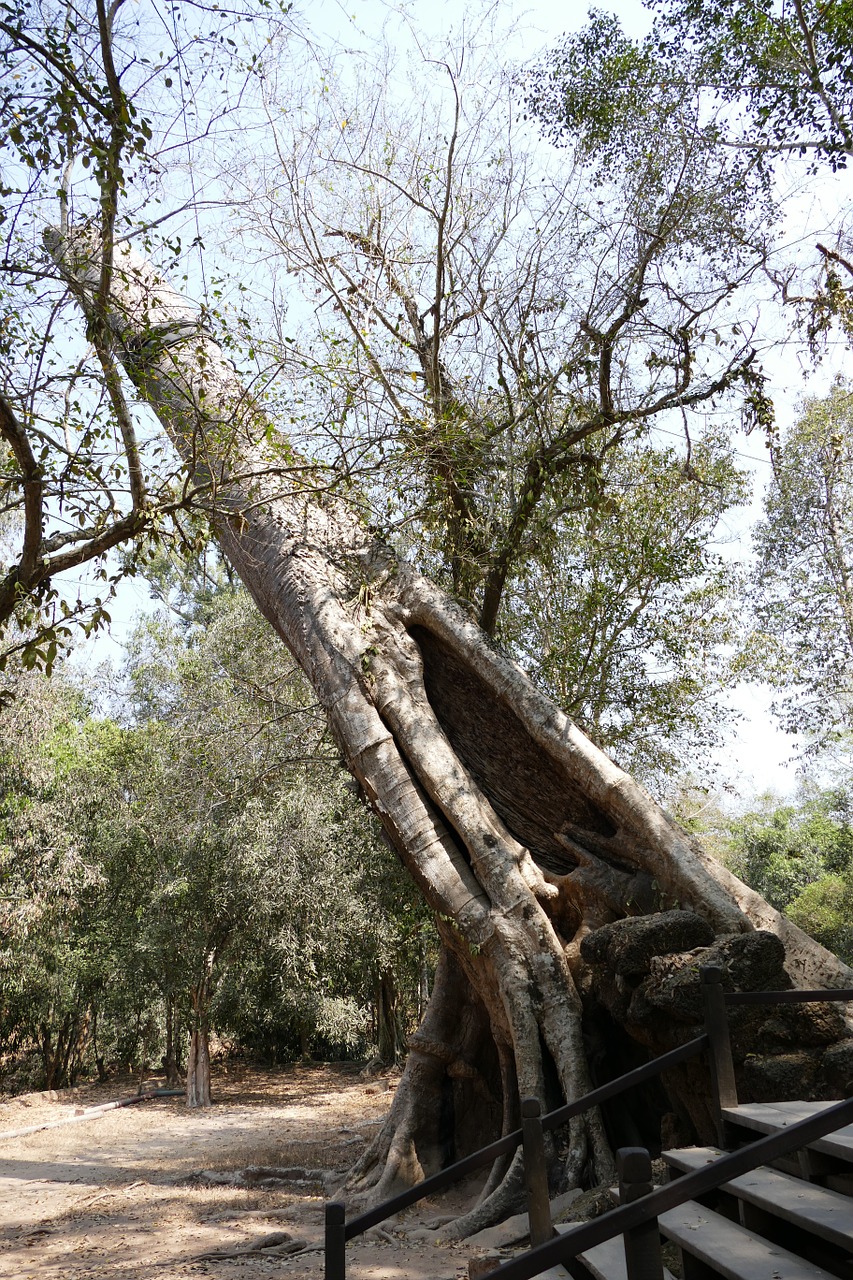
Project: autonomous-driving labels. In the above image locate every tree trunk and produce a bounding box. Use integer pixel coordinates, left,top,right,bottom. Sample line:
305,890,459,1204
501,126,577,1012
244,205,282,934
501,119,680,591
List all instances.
54,234,853,1232
162,997,182,1086
418,936,431,1022
69,1006,92,1085
186,1022,211,1108
91,1006,107,1083
39,1024,57,1091
376,967,407,1067
186,961,214,1109
39,1011,77,1091
297,1018,313,1062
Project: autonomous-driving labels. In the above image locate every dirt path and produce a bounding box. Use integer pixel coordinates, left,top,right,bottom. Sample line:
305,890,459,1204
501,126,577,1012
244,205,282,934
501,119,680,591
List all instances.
0,1065,471,1280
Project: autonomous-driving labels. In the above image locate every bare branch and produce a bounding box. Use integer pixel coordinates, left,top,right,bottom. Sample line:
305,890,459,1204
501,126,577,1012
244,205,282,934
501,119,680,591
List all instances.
0,391,44,596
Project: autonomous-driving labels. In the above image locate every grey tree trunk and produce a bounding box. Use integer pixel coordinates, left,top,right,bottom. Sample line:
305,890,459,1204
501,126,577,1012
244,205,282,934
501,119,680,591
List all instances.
186,965,214,1109
186,1025,211,1109
376,967,407,1067
53,233,853,1233
162,997,182,1087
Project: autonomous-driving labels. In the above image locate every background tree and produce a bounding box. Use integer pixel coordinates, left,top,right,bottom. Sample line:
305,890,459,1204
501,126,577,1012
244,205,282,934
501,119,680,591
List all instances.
787,874,853,964
727,785,853,913
726,785,853,963
0,585,432,1094
115,583,432,1094
502,432,749,785
132,573,433,1082
0,679,157,1089
750,381,853,752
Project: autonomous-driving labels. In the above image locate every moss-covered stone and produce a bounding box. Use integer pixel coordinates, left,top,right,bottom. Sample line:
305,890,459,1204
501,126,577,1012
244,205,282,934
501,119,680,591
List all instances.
580,910,715,978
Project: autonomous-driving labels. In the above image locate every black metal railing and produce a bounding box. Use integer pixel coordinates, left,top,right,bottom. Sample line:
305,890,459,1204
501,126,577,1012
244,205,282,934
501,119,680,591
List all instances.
324,967,853,1280
702,970,853,1145
325,1038,711,1275
478,1094,853,1280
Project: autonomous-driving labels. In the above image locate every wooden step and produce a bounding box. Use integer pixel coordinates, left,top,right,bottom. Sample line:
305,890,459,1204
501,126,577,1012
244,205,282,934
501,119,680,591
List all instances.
657,1200,839,1279
665,1146,853,1252
576,1233,674,1280
722,1101,853,1164
555,1222,675,1280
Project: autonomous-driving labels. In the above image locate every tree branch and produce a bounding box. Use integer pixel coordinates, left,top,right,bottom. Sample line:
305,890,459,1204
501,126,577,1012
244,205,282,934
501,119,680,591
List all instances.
0,19,110,120
91,336,147,511
0,390,44,597
432,68,460,411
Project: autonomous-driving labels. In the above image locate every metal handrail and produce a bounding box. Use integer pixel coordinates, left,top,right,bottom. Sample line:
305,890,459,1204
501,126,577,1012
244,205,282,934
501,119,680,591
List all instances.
326,975,853,1279
479,1094,853,1280
342,1033,709,1241
726,987,853,1004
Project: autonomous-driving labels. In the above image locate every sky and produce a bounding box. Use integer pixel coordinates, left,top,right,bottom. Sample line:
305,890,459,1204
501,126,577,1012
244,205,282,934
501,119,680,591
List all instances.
67,0,852,804
309,0,652,45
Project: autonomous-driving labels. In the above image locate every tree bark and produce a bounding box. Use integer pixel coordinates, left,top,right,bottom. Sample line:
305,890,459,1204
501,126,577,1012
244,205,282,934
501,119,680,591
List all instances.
186,960,214,1109
375,968,407,1067
186,1023,212,1109
39,1011,79,1091
53,233,853,1231
163,996,182,1086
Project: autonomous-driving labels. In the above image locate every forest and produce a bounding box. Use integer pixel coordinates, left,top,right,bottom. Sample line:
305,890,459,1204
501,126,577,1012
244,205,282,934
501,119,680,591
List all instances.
3,0,853,1235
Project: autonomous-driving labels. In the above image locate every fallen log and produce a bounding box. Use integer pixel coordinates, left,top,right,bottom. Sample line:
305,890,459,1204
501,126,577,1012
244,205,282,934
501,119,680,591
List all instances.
0,1088,185,1141
182,1165,328,1190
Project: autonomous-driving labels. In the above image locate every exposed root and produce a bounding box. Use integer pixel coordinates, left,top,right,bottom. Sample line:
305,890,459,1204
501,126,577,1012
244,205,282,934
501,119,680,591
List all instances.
439,1148,527,1240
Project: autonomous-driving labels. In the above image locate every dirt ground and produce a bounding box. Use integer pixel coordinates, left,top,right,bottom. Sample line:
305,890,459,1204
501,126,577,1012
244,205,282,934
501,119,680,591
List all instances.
0,1063,475,1280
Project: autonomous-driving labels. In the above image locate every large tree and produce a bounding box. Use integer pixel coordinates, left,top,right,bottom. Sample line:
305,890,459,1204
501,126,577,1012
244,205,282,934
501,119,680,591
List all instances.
6,0,853,1235
47,226,853,1227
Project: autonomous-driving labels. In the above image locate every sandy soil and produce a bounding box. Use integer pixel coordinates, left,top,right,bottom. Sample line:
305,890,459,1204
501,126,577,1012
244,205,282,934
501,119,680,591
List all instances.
0,1064,474,1280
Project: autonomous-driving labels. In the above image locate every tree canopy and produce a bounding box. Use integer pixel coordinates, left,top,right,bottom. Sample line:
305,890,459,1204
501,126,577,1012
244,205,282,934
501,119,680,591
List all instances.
726,784,853,962
751,380,853,750
0,575,432,1092
0,0,286,670
524,1,853,171
0,0,780,781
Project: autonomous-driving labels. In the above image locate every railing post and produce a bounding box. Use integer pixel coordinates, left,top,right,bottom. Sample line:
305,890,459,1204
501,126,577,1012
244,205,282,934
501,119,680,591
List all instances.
700,963,738,1147
617,1147,665,1280
521,1096,553,1247
325,1201,346,1280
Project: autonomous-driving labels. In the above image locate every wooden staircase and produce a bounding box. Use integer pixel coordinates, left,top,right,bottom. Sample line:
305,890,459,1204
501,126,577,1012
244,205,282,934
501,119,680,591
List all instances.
573,1100,853,1280
324,973,853,1280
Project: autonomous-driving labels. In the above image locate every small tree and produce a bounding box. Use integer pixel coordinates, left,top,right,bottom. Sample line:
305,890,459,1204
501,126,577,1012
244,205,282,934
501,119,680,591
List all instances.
751,382,853,751
0,681,154,1089
727,787,853,912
